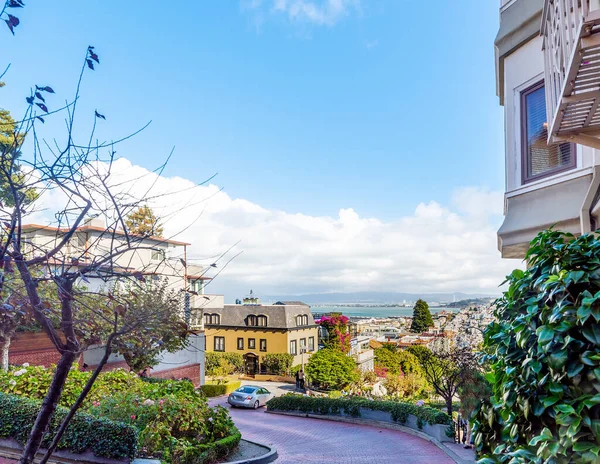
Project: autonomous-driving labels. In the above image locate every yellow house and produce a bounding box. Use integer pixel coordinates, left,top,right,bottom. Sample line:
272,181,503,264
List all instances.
204,301,319,375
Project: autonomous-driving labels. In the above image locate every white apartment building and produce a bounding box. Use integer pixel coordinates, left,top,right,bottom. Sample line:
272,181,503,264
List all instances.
20,217,224,385
496,0,600,258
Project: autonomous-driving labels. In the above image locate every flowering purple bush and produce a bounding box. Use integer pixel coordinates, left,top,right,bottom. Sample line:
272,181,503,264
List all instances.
319,313,351,353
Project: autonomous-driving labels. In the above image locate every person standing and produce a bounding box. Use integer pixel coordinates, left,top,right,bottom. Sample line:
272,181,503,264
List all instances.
299,370,305,390
295,370,300,389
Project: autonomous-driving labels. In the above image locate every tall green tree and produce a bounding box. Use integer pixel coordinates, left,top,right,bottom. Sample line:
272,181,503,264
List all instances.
305,348,359,391
410,299,433,333
125,205,164,237
111,278,188,372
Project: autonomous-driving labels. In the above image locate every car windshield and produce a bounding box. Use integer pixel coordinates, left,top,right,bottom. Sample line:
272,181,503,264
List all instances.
236,386,257,394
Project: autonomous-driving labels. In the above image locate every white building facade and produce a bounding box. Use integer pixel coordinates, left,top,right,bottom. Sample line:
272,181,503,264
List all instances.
496,0,600,258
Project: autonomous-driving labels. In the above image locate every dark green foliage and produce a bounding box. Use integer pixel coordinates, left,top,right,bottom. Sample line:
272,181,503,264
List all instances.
0,392,138,459
199,381,241,397
205,352,244,376
305,348,359,390
457,370,492,419
112,278,189,372
266,394,452,426
473,230,600,463
169,427,241,464
410,299,434,333
374,347,423,376
405,345,434,365
261,353,294,375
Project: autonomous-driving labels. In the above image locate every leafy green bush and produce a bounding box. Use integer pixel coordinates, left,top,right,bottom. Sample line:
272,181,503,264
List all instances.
0,365,196,407
199,381,242,397
261,353,293,375
473,230,600,463
266,394,451,426
375,348,423,376
305,348,359,390
0,366,239,463
205,352,244,376
89,393,236,461
0,392,138,459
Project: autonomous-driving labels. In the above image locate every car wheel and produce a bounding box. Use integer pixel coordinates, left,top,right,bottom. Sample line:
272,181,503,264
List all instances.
253,400,260,409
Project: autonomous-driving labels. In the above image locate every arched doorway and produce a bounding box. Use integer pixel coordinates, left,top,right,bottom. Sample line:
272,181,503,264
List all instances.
244,353,258,376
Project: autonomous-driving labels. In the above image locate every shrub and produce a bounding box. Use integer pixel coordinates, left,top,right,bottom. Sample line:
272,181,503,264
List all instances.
374,348,422,376
0,392,138,459
89,393,236,461
266,394,451,427
319,313,351,353
0,366,240,463
362,370,377,384
261,353,293,375
473,230,600,463
199,380,241,397
290,364,302,375
305,348,359,391
0,365,197,407
205,352,243,377
405,345,433,366
384,372,427,399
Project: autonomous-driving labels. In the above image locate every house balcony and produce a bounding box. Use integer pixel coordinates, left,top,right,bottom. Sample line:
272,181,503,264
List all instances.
188,294,224,330
542,0,600,148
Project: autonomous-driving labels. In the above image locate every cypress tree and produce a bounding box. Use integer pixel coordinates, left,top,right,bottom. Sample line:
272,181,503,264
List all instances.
410,299,433,333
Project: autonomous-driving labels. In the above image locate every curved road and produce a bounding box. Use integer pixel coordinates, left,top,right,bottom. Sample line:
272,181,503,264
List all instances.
209,394,454,464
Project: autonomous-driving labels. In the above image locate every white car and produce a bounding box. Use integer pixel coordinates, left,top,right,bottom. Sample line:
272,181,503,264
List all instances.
228,385,274,409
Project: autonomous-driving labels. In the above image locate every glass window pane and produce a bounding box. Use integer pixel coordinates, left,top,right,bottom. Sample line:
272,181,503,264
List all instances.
524,84,572,179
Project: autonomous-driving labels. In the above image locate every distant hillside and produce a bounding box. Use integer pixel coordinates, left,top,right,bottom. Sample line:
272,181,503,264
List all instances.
444,297,495,308
263,291,496,305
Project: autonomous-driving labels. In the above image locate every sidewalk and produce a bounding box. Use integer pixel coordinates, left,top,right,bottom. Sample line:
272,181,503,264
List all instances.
441,442,476,463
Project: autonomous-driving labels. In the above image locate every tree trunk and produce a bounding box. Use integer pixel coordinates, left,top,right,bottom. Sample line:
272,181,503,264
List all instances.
18,350,77,464
1,337,9,371
445,396,454,416
39,337,114,464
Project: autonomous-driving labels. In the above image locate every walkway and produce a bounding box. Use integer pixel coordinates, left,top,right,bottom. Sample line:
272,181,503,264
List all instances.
210,394,455,463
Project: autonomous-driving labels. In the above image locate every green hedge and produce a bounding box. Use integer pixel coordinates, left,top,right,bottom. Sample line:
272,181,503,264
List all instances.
0,392,138,460
200,380,242,397
261,353,293,375
267,394,452,428
171,426,241,464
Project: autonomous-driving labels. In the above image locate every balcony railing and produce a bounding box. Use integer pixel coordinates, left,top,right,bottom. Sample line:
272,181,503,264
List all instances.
543,0,600,145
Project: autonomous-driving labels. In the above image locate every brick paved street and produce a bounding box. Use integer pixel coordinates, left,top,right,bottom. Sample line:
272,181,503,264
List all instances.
210,395,454,463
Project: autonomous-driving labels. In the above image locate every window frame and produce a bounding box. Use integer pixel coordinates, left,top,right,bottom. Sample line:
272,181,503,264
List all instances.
151,248,165,262
237,337,244,350
308,336,314,352
290,340,297,356
248,338,256,350
214,336,225,352
520,80,576,184
300,338,306,352
260,338,267,352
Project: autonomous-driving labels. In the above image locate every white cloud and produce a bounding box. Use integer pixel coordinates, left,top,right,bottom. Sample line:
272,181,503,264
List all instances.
242,0,360,26
30,158,521,298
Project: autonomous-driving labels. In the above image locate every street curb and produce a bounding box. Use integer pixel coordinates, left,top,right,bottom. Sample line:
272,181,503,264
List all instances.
224,439,277,464
265,410,473,464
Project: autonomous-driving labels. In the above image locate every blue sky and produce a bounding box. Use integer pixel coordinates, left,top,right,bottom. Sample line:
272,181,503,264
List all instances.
2,1,517,298
2,0,504,220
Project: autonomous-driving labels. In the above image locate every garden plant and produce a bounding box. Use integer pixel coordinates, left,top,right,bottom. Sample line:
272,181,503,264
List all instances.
473,230,600,463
